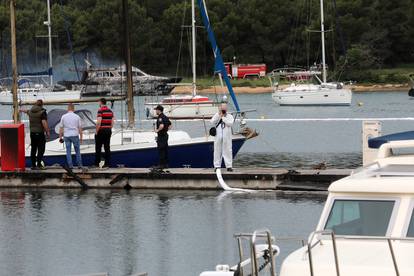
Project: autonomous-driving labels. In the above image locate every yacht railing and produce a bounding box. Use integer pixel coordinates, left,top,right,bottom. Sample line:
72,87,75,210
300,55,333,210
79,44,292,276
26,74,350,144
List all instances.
306,230,414,276
306,230,340,276
233,229,278,276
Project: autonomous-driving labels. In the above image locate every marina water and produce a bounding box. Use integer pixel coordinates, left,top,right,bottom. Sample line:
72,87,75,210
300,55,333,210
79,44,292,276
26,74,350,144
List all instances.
0,189,324,276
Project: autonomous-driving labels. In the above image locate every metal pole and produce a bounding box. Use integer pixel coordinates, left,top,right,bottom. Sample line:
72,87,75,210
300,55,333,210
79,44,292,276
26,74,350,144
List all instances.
122,0,135,128
10,0,19,123
331,232,341,276
307,242,315,276
45,0,53,86
191,0,197,97
267,231,277,276
237,237,244,276
320,0,327,83
387,239,400,276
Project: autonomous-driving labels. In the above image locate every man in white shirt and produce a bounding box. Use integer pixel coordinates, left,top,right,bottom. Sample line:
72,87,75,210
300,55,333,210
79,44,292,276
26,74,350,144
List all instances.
210,103,234,171
59,104,83,169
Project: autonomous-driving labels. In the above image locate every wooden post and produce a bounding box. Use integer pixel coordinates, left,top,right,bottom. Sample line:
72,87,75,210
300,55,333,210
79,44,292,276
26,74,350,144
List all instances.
122,0,135,128
10,0,19,123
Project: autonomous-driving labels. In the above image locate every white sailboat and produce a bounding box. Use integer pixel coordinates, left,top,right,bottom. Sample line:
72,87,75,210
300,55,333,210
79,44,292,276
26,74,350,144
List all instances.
0,0,81,105
145,0,221,119
271,0,352,106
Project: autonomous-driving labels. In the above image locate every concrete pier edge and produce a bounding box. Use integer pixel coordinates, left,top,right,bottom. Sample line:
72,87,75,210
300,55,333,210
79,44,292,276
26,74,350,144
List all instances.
0,167,352,191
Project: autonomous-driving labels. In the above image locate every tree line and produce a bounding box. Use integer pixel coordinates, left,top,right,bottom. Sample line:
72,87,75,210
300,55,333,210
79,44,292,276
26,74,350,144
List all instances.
0,0,413,81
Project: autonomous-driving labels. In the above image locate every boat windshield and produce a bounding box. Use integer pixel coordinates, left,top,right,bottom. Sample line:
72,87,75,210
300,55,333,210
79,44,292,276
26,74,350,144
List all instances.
407,209,414,237
325,199,395,236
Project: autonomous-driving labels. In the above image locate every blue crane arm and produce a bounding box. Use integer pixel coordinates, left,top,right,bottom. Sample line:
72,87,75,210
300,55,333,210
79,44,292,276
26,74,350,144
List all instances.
196,0,241,112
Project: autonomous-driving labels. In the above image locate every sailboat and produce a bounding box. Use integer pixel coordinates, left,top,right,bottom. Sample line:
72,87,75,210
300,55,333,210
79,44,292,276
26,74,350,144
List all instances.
271,0,352,106
23,0,255,168
0,0,81,105
144,0,223,119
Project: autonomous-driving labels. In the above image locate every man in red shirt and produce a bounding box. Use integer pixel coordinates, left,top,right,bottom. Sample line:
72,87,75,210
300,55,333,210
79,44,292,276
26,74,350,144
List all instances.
95,98,114,168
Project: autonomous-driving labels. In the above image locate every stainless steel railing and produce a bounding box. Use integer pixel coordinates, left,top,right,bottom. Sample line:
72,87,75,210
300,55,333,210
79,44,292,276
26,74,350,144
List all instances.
306,230,340,276
306,231,414,276
234,229,278,276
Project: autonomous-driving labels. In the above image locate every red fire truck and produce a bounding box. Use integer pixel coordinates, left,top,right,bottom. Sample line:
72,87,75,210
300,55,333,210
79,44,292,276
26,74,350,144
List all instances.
224,63,267,79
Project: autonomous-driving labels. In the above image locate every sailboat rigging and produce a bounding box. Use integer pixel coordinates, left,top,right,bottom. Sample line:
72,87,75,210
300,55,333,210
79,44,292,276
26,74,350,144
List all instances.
270,0,352,106
145,0,228,119
21,0,255,169
0,0,82,105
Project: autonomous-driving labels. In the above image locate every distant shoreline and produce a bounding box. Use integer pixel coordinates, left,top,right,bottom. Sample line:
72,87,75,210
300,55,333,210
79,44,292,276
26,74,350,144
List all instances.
172,84,410,94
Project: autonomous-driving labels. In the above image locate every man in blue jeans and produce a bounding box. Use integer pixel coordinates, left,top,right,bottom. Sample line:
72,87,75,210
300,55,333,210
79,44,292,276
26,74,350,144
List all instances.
58,104,83,169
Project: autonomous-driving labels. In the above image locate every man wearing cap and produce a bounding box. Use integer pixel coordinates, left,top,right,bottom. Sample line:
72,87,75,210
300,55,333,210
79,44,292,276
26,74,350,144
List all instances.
95,98,114,168
20,99,50,170
154,105,171,168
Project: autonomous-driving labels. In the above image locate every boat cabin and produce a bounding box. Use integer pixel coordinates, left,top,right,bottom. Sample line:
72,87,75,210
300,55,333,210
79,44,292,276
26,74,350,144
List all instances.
200,140,414,276
280,140,414,276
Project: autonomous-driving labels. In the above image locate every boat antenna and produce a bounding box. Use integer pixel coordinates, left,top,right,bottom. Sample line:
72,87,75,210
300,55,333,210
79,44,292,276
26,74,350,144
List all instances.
191,0,197,97
122,0,135,128
320,0,327,83
10,0,19,123
45,0,53,86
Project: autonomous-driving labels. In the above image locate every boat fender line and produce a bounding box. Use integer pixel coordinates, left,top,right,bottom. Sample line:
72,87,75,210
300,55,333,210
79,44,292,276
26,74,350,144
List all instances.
239,127,259,140
109,173,131,190
61,165,89,189
216,169,255,193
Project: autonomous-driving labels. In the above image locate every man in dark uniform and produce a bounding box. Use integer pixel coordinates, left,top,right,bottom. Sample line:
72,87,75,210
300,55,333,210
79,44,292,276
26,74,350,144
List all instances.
154,105,171,168
20,99,50,170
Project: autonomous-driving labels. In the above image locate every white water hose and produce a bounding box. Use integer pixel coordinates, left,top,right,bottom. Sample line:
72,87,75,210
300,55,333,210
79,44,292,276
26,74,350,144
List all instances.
216,168,255,193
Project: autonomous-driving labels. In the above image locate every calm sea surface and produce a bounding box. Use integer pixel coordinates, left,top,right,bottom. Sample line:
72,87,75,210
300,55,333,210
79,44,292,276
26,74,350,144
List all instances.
1,91,412,168
0,189,326,276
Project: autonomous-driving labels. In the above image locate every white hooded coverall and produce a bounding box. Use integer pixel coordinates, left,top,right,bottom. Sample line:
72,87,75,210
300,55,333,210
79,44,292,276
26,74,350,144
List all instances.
211,112,234,168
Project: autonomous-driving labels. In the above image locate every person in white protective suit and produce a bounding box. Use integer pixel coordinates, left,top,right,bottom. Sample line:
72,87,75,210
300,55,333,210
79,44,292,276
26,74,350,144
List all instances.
210,104,234,171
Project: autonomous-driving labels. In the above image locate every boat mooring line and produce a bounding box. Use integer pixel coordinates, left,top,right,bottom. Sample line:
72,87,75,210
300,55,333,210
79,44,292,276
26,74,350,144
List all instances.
2,117,414,124
245,117,414,122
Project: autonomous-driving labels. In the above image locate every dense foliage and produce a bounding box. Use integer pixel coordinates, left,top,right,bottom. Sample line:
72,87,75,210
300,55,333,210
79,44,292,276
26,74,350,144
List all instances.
0,0,413,81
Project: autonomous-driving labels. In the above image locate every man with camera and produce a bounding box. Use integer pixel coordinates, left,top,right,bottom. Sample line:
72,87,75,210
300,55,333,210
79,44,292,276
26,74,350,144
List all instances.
210,103,234,171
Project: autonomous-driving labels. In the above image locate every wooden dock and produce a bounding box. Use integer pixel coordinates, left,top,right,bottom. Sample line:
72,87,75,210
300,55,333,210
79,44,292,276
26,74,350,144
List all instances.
0,167,352,191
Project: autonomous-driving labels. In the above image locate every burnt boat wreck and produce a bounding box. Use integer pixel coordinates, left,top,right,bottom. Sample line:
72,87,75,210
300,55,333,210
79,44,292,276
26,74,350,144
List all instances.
59,62,182,96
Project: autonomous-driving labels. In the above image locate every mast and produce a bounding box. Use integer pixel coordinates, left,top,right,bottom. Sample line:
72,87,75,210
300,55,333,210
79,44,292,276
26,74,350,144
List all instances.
197,0,240,112
45,0,53,86
191,0,197,97
320,0,327,83
10,0,19,123
122,0,135,127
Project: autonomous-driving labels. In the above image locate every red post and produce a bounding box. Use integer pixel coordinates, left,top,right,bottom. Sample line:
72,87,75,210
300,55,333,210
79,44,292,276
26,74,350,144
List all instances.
0,124,25,171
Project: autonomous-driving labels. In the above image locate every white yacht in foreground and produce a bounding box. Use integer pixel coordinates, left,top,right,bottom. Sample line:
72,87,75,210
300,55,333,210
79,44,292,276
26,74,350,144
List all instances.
201,140,414,276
